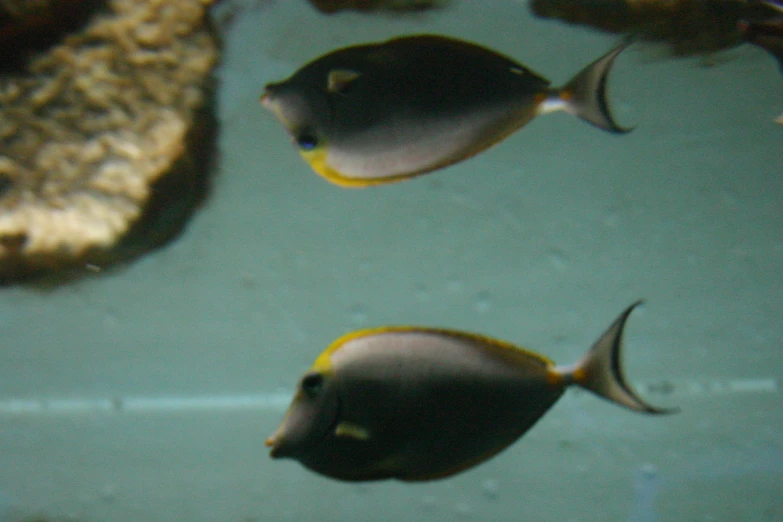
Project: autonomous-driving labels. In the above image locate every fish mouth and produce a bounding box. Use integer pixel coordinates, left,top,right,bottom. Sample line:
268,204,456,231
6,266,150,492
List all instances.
265,434,283,459
259,85,278,114
265,394,342,460
260,82,335,141
259,86,301,137
260,83,276,109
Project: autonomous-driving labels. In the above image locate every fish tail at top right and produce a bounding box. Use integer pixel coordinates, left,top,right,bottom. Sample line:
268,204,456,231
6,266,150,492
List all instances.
546,40,634,134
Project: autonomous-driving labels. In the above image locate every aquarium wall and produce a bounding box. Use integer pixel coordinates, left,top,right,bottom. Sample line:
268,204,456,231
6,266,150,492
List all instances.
0,1,781,521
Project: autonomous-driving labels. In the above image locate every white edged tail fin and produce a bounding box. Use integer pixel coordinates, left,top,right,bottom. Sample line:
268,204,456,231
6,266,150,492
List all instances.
559,39,634,134
559,301,678,414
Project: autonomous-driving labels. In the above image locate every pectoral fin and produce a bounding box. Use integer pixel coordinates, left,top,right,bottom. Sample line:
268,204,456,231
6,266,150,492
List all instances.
335,421,371,440
328,69,362,94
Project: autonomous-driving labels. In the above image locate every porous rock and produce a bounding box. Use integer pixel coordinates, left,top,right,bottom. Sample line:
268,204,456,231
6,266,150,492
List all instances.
0,0,219,284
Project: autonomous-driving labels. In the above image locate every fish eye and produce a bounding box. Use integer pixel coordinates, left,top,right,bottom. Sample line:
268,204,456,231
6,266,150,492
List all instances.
300,372,324,397
296,133,318,151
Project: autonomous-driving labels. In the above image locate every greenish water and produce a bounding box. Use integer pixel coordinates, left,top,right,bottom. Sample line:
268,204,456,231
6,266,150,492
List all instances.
0,1,781,520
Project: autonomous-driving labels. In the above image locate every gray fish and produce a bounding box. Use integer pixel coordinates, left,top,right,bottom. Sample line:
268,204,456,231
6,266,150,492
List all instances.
261,34,631,187
266,301,676,482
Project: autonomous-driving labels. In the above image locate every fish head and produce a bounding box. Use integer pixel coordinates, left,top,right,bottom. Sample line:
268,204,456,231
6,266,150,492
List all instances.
266,368,340,460
261,78,333,155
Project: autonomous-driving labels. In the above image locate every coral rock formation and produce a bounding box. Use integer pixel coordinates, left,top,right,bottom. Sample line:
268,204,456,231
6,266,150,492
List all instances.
0,0,219,283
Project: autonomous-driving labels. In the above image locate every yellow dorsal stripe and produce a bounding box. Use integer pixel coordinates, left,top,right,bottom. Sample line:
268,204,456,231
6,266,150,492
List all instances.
315,326,555,371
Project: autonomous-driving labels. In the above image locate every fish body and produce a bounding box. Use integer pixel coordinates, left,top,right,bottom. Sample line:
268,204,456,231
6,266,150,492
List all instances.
740,2,783,123
531,0,750,56
742,2,783,71
530,0,783,61
266,302,675,482
261,35,630,187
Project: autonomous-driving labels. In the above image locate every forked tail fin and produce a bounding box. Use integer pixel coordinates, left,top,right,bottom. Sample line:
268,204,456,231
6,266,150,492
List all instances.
559,301,678,414
558,40,634,133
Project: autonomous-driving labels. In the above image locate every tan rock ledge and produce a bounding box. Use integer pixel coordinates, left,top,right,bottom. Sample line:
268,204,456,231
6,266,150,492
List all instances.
0,0,220,284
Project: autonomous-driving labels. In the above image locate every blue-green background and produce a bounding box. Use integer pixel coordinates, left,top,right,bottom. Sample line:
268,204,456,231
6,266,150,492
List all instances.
1,1,781,520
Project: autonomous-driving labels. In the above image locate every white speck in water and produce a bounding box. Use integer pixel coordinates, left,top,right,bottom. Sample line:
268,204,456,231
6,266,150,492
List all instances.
292,327,308,344
640,463,658,478
719,189,738,208
481,478,500,500
419,495,437,512
348,304,367,325
415,284,430,302
446,279,464,293
99,484,116,502
603,210,620,228
103,310,119,328
548,248,570,271
454,501,472,518
474,291,491,313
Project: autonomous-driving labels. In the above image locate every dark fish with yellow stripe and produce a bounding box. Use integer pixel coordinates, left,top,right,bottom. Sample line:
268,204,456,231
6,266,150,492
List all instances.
266,301,676,482
261,35,632,187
